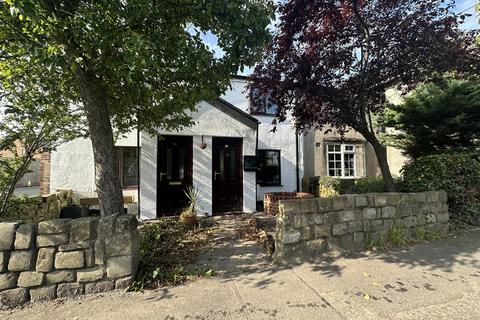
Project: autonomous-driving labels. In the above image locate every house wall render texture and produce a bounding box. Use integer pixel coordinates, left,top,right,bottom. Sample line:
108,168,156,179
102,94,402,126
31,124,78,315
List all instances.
274,191,449,260
0,214,139,308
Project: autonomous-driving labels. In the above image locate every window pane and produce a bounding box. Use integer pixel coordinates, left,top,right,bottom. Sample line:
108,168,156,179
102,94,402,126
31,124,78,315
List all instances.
257,150,281,185
250,89,278,115
121,148,138,187
344,153,355,177
166,148,172,180
178,148,185,180
230,150,237,180
265,98,278,115
345,145,354,152
219,150,225,180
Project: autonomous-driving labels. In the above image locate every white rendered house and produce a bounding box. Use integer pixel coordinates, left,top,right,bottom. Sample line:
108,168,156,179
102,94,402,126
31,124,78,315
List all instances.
49,76,304,219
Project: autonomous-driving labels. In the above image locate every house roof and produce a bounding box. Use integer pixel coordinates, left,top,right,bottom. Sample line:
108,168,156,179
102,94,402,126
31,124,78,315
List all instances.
208,98,259,130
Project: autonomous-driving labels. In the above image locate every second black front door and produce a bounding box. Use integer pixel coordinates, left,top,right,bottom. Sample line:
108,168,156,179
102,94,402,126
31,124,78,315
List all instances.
212,137,243,213
157,135,192,216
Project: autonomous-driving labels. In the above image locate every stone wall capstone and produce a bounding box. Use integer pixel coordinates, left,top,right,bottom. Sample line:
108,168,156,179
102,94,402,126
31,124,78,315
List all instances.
0,213,139,308
274,191,449,260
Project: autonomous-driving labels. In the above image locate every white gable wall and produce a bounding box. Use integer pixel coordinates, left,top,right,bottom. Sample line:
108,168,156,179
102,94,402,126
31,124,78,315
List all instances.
140,100,257,219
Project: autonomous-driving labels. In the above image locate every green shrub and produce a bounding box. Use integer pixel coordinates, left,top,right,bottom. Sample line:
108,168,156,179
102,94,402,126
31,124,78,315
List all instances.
318,176,341,197
348,177,387,194
304,176,389,197
401,152,480,225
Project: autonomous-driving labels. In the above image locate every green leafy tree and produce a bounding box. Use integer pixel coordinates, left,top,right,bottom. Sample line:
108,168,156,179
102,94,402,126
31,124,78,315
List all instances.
0,64,85,214
0,0,273,215
382,78,480,159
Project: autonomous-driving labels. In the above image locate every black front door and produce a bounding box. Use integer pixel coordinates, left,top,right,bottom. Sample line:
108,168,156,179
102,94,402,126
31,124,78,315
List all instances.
212,137,243,213
157,135,193,216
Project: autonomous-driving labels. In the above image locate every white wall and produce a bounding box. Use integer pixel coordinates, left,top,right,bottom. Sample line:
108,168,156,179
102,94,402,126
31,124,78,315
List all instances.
222,78,304,200
140,100,257,219
50,131,139,202
50,138,96,198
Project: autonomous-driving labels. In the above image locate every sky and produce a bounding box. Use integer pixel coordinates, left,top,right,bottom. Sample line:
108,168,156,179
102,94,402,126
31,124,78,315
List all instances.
201,0,480,76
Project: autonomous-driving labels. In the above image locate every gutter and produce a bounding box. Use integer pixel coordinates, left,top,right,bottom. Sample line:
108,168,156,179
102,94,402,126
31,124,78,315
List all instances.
255,122,259,208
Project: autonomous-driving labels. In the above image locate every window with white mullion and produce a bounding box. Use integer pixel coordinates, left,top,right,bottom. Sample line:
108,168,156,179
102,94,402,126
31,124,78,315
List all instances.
327,143,356,178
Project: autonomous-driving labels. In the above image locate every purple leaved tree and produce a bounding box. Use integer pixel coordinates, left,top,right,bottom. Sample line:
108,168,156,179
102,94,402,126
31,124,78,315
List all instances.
250,0,479,191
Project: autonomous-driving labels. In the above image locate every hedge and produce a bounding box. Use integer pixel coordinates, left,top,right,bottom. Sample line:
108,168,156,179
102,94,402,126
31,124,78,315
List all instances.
401,152,480,225
303,176,388,197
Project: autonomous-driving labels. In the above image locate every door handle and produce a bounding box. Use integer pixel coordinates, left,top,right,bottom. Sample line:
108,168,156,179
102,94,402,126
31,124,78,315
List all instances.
159,172,166,182
214,171,221,180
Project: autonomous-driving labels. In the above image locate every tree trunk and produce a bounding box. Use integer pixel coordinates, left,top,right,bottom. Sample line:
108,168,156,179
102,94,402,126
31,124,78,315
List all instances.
74,67,124,216
363,131,397,192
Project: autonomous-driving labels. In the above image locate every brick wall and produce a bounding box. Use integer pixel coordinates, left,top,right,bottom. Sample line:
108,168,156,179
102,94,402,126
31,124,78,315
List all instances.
274,192,449,260
39,152,51,195
0,214,139,308
264,192,314,215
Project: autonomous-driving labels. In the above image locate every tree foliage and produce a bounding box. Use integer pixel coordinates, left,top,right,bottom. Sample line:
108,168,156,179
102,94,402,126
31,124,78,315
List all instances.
0,75,85,214
382,78,480,159
0,0,274,215
250,0,479,192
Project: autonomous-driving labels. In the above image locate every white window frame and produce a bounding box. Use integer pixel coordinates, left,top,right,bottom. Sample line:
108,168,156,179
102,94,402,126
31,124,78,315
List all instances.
326,143,357,178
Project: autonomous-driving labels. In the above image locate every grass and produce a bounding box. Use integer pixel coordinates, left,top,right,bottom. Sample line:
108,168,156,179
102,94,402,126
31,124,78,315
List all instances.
129,217,215,291
365,224,446,251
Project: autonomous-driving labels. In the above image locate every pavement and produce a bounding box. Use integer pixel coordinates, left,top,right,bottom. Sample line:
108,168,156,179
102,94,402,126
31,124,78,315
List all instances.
13,186,40,196
2,217,480,320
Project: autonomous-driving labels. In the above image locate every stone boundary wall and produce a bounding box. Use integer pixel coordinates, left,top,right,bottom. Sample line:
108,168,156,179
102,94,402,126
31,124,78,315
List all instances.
2,190,74,223
274,192,449,260
264,192,314,215
0,214,139,308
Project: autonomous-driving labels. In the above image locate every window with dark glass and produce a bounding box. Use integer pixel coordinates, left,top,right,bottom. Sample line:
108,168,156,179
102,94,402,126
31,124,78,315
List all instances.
249,88,278,115
257,150,281,186
117,147,139,188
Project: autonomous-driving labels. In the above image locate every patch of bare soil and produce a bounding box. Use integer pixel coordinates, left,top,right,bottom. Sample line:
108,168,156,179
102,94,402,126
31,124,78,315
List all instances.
129,217,215,290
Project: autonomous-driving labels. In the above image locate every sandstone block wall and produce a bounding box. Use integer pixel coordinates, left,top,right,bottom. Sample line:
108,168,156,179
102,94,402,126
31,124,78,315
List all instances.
2,189,74,223
0,214,139,308
274,191,449,259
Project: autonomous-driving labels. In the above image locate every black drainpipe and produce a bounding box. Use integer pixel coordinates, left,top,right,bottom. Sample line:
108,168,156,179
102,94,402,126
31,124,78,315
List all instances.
255,122,259,207
295,131,300,192
137,127,141,218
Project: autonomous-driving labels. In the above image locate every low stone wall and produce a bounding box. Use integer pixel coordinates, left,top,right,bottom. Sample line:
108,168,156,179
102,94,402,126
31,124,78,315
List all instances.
0,214,139,308
274,192,449,260
264,192,314,215
2,189,74,223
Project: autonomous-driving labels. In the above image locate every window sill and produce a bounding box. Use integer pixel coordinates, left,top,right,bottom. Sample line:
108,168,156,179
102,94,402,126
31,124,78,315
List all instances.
122,186,139,190
327,176,364,179
258,184,283,187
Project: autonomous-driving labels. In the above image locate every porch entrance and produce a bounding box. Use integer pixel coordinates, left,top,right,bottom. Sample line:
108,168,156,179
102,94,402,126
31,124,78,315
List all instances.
157,135,193,216
212,137,243,214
